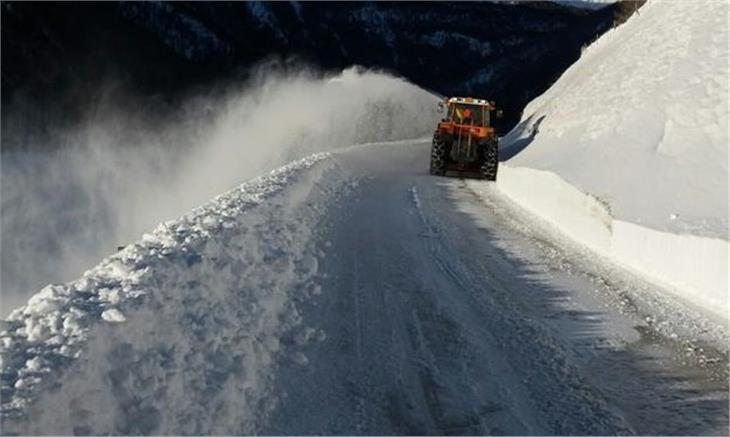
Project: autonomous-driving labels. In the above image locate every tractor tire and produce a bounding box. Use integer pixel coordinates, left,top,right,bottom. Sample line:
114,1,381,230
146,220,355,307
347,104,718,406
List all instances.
479,140,499,181
430,135,450,176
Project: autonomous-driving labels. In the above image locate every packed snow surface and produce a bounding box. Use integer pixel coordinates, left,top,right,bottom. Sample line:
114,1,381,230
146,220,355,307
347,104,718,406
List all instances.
504,0,728,239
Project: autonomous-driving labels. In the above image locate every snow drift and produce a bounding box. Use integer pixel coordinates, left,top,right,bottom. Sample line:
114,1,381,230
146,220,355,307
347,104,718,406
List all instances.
497,0,729,321
1,67,439,316
0,153,355,434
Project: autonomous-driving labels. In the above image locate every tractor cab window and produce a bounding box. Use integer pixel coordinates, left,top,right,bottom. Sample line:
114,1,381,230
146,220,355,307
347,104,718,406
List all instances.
448,103,489,127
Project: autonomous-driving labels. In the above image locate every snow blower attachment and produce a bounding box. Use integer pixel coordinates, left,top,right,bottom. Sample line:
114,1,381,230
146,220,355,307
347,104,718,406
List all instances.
430,97,501,180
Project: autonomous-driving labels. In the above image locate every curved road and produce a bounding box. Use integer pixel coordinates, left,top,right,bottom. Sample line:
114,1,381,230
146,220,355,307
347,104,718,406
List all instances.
261,141,728,435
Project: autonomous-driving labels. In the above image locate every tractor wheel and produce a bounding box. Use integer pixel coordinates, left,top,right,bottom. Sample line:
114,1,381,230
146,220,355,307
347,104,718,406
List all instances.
479,140,499,181
430,136,450,176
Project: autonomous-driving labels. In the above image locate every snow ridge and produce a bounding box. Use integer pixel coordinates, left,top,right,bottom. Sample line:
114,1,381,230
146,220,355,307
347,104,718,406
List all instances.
0,153,348,434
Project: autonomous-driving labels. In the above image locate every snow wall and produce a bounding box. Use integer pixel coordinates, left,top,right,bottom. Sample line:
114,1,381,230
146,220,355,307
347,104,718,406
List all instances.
494,166,729,322
496,0,729,322
1,67,439,316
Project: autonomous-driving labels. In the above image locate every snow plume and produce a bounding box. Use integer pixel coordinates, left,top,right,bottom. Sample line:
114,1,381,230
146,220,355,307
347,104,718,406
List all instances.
1,66,439,317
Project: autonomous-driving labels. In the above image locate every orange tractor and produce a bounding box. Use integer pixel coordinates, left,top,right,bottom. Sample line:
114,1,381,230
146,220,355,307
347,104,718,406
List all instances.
430,97,501,180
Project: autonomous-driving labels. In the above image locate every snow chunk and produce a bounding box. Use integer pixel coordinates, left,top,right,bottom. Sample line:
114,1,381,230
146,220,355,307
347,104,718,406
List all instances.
294,327,317,346
315,329,327,343
24,319,52,343
98,288,121,305
101,308,126,323
293,352,309,366
14,376,40,390
25,356,43,372
23,285,65,315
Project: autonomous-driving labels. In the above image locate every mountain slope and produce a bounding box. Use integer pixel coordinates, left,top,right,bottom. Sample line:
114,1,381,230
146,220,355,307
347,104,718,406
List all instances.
1,0,616,142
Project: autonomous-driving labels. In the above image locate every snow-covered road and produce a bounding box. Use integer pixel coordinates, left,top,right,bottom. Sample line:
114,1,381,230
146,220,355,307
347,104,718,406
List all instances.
2,140,727,435
263,141,728,435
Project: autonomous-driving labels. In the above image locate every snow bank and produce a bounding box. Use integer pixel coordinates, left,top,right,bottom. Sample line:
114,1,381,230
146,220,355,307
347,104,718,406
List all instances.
495,0,728,322
504,0,728,238
485,166,728,322
0,153,351,434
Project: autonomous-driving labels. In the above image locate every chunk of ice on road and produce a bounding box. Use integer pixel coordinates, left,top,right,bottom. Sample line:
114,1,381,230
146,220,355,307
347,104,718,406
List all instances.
293,352,309,366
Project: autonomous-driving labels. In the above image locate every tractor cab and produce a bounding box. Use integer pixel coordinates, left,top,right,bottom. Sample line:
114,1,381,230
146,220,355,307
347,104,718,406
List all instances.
438,97,501,127
430,97,502,180
442,100,492,127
